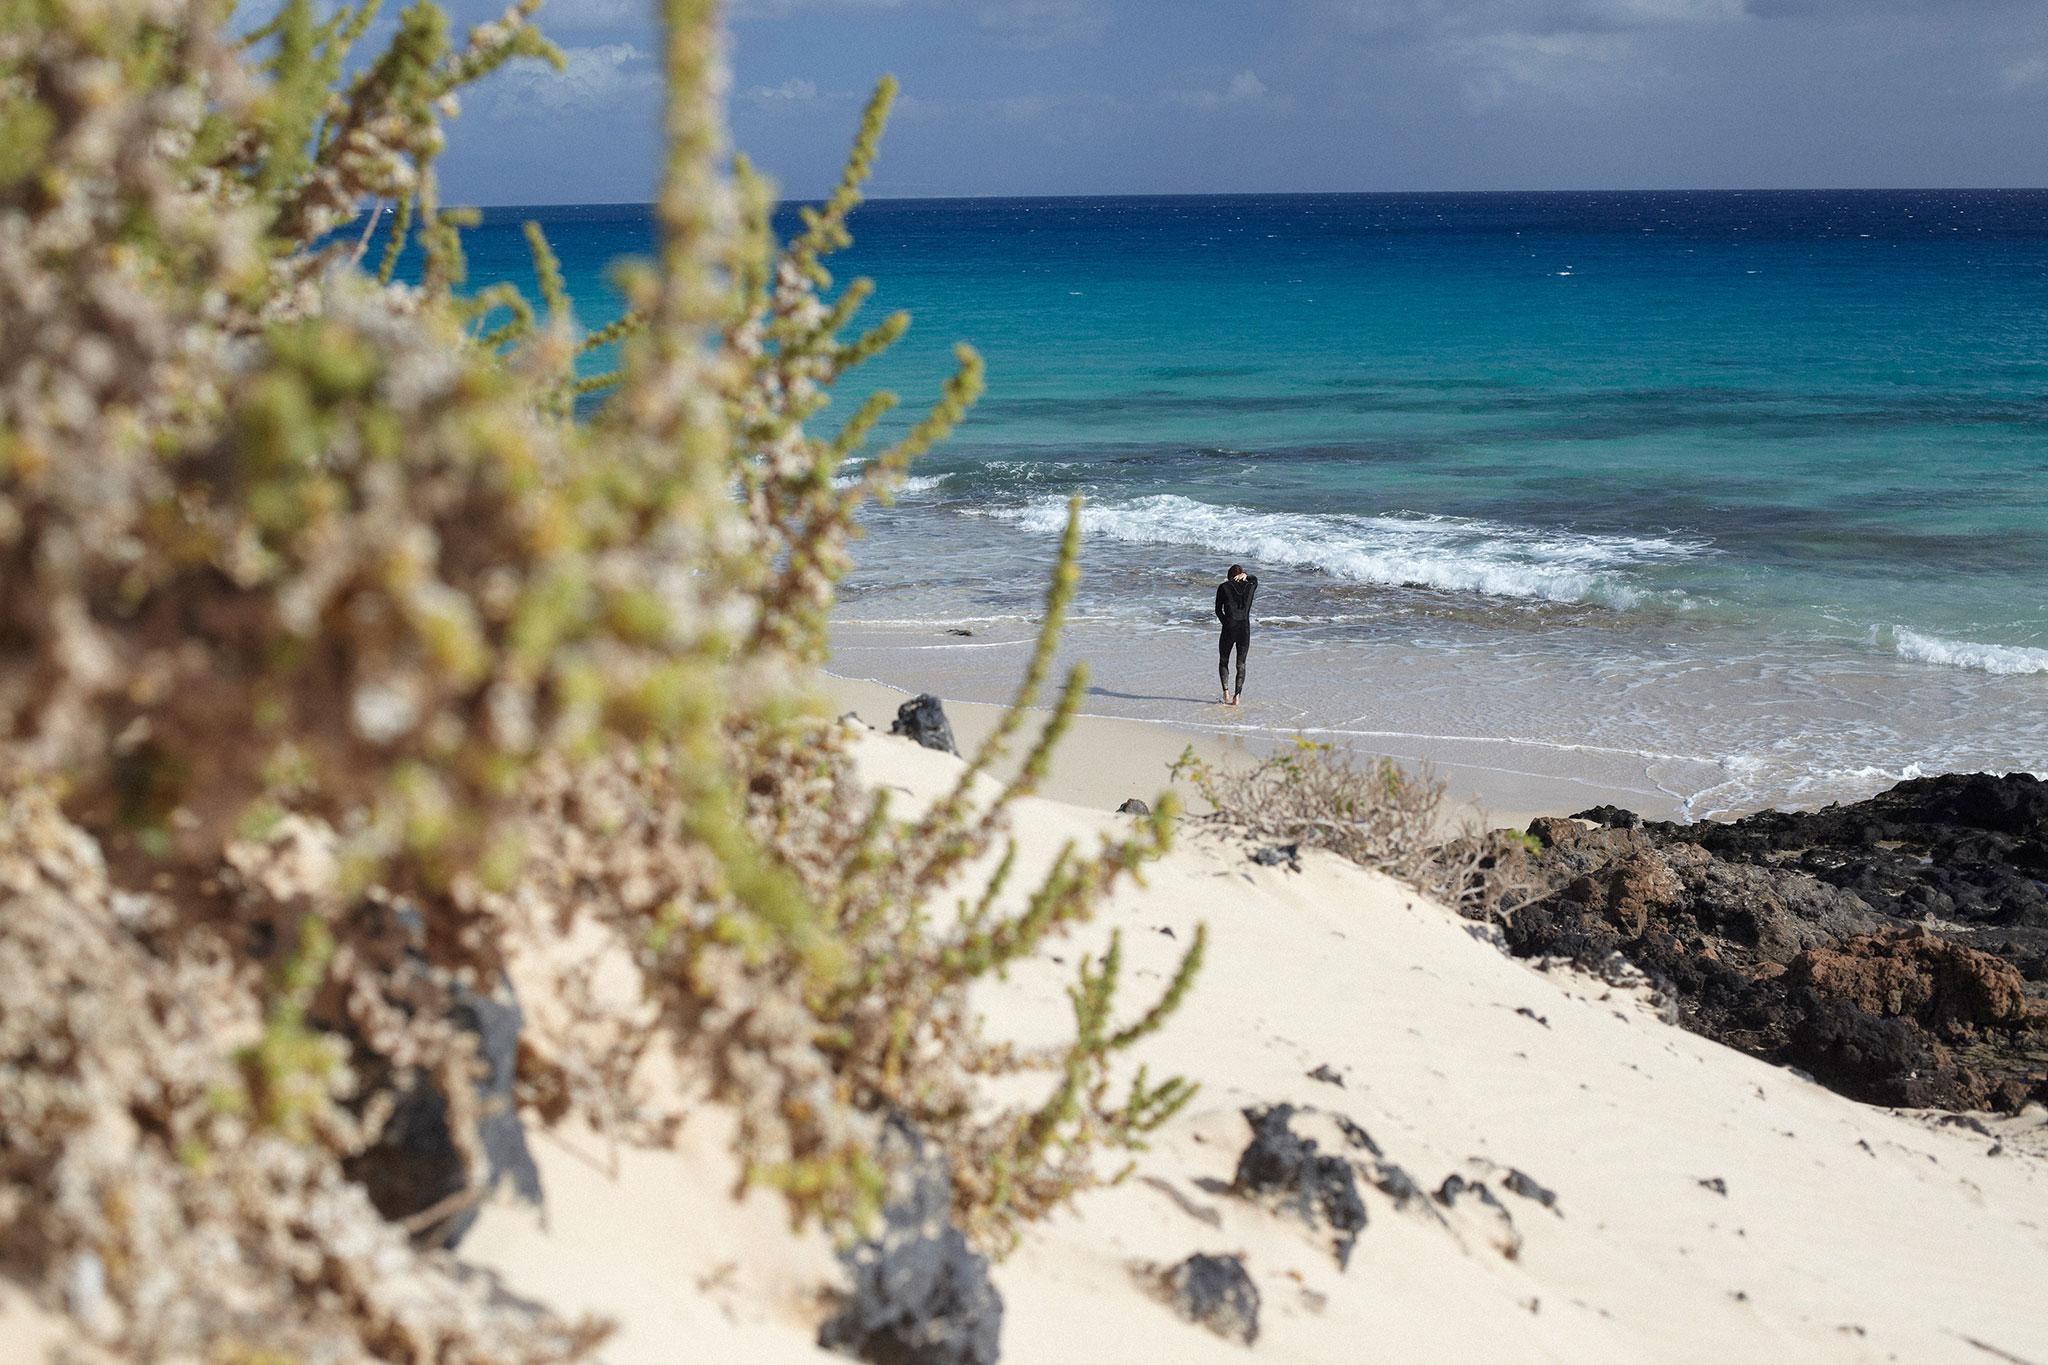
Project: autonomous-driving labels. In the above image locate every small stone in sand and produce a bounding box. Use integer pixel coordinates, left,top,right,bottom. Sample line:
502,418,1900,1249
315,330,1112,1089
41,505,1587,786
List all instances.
889,693,959,756
1231,1105,1368,1268
1157,1253,1261,1346
1250,843,1301,872
1502,1168,1559,1210
1434,1175,1523,1259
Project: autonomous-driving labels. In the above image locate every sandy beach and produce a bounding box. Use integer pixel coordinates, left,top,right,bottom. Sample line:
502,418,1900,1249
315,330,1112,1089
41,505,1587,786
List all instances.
7,658,2043,1362
819,664,1586,834
449,699,2048,1363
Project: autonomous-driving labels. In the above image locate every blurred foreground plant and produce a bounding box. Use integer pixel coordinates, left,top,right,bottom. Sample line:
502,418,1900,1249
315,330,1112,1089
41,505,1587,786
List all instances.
0,0,1199,1352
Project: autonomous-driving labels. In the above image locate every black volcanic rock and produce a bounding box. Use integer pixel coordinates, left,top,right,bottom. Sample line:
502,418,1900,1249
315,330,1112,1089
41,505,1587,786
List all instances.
890,694,959,756
1159,1253,1261,1346
1250,843,1302,872
1231,1105,1368,1267
1501,1168,1558,1210
1432,1175,1521,1258
821,1117,1003,1365
1493,773,2048,1113
346,974,542,1249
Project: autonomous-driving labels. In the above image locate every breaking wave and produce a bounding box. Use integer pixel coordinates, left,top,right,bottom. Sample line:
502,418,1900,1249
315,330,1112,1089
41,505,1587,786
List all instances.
1893,627,2048,676
832,468,950,495
976,493,1706,608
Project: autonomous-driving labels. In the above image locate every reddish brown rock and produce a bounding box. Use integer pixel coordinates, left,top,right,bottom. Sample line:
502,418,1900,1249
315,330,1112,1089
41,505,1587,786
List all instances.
1565,849,1684,937
1785,931,2036,1040
1526,816,1583,849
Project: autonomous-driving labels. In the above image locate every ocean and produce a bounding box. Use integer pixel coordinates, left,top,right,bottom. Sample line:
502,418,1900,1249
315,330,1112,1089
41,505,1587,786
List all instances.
444,191,2048,818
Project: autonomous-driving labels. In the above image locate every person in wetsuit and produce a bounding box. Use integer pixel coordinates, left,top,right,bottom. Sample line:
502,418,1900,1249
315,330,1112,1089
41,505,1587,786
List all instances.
1214,563,1258,705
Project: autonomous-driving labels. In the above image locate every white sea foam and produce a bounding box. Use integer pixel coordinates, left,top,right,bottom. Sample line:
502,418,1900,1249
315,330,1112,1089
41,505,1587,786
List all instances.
977,458,1086,484
1893,627,2048,676
976,494,1704,608
832,468,949,494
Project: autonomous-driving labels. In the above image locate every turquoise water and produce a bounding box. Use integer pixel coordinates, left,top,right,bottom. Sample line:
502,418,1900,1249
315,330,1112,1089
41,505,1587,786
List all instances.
444,192,2048,815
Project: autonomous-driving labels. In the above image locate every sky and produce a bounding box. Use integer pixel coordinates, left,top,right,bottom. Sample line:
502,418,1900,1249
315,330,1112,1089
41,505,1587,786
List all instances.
430,0,2048,204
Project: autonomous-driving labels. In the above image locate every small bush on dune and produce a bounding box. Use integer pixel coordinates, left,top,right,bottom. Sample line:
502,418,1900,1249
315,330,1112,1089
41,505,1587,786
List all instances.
1175,739,1445,876
1175,739,1532,921
0,0,1202,1354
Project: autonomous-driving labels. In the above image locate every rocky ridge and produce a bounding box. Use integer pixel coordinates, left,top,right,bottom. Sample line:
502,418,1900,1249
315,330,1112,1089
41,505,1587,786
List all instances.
1494,772,2048,1112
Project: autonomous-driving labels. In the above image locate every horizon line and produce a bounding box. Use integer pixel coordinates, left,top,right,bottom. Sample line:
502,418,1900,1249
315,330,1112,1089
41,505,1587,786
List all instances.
459,185,2048,212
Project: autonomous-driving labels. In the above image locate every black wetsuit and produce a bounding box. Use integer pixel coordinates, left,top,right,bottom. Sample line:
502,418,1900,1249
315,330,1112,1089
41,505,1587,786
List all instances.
1214,574,1258,696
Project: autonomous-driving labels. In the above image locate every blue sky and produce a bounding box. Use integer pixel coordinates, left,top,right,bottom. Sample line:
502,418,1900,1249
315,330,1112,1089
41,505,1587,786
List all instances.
432,0,2048,204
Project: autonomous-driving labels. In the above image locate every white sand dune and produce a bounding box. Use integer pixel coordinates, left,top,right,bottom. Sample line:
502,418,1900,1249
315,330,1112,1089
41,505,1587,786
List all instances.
461,699,2048,1365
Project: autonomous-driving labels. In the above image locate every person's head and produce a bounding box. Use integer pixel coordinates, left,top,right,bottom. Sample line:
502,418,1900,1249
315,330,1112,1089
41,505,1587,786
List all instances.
1227,563,1245,581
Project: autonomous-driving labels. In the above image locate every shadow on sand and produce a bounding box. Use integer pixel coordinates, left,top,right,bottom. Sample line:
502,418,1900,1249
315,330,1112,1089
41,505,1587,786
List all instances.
1087,686,1222,707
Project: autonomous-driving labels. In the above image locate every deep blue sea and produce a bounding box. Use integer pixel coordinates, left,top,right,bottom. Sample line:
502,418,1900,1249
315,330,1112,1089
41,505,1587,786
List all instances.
440,192,2048,817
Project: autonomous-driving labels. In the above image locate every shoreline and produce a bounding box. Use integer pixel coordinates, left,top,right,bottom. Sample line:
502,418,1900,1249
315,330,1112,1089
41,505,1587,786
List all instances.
823,642,1703,834
816,671,1253,818
819,662,1666,835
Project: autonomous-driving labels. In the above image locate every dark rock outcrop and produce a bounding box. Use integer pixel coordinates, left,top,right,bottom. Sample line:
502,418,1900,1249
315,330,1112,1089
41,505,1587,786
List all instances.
1230,1105,1368,1267
1158,1253,1260,1346
890,694,959,756
1495,773,2048,1112
820,1117,1003,1365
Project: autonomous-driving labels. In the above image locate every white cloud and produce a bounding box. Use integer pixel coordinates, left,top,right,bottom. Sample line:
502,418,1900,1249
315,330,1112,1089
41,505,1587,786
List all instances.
486,42,657,112
1170,69,1271,111
746,76,822,103
1325,0,1731,108
2003,55,2048,90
